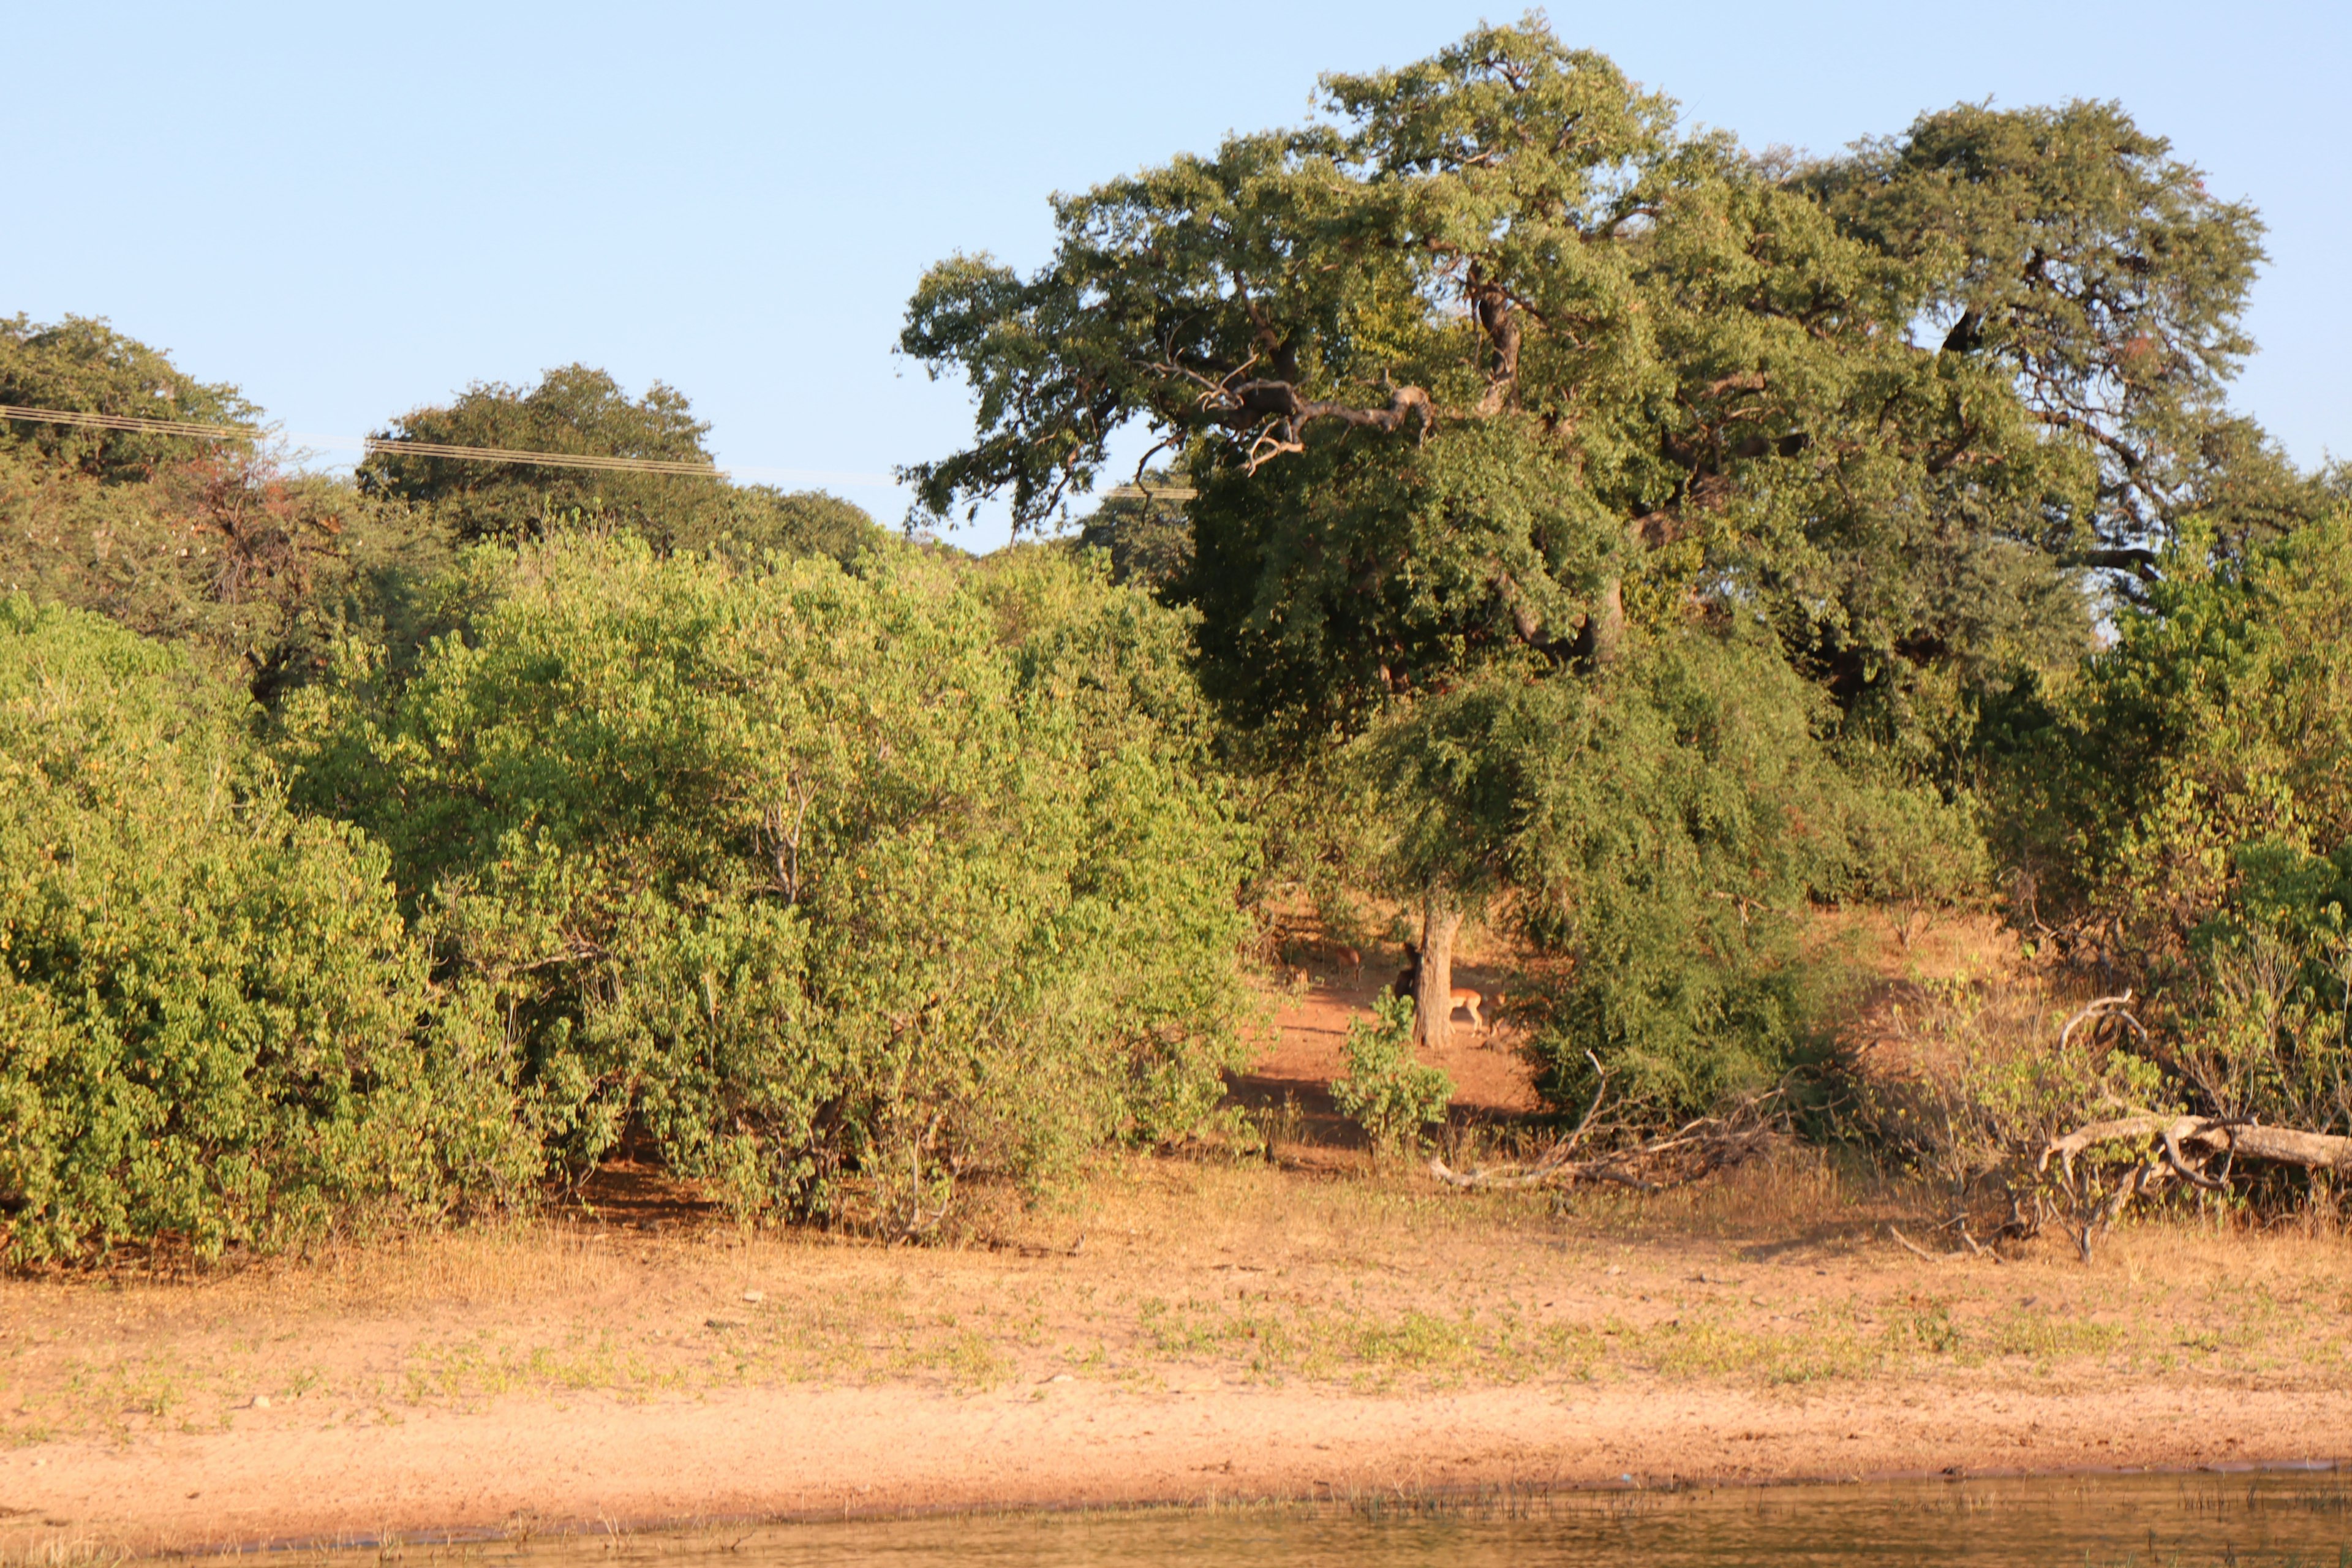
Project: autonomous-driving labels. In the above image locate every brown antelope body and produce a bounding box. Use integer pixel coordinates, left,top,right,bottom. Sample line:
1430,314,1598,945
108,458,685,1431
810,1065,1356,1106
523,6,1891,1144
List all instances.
1392,943,1495,1037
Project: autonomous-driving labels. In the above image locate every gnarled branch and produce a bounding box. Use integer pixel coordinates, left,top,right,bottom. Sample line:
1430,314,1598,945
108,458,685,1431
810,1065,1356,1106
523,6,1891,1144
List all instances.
1223,379,1435,475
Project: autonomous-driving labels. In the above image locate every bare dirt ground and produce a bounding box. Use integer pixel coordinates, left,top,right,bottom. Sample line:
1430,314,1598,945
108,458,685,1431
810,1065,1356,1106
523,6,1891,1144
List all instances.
4,938,2351,1558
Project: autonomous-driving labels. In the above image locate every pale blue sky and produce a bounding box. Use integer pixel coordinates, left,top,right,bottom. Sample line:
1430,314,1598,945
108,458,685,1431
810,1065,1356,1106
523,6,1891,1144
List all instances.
9,2,2345,550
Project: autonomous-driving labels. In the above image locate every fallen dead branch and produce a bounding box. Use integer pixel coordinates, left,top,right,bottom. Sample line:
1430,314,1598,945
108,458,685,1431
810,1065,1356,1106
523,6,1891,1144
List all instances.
2035,1110,2352,1262
2042,1114,2352,1177
1429,1057,1782,1191
1888,1222,2005,1264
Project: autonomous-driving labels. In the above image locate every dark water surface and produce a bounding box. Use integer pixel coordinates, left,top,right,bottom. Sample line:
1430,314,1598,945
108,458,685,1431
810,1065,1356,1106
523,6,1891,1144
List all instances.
350,1471,2352,1566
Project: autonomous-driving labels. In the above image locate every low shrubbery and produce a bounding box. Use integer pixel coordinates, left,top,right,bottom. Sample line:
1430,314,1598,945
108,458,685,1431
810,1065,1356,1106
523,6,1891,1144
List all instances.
1329,994,1453,1156
0,598,532,1264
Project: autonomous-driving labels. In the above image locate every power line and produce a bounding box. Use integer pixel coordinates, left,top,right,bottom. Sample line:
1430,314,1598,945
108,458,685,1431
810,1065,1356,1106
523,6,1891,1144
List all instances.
1,403,727,478
1101,484,1197,500
358,437,725,479
0,402,1114,499
0,402,262,442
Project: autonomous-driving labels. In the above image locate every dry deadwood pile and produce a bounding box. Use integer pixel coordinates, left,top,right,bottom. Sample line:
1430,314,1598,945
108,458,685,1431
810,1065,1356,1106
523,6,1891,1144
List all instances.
1428,1054,1784,1193
1898,1112,2352,1266
1895,996,2352,1265
1428,998,2351,1272
2031,1112,2352,1260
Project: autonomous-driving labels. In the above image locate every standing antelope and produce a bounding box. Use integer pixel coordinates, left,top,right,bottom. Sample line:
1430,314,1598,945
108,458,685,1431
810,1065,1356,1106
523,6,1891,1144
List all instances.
1392,944,1494,1038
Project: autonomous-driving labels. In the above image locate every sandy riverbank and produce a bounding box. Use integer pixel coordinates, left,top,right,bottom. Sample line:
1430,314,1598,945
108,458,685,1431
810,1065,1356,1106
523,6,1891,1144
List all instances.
6,1147,2349,1558
9,1376,2351,1556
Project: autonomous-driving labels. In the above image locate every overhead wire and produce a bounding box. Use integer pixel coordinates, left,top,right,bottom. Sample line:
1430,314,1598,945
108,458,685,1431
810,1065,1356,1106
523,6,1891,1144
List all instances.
2,403,729,479
0,403,266,442
0,402,1118,499
356,437,725,479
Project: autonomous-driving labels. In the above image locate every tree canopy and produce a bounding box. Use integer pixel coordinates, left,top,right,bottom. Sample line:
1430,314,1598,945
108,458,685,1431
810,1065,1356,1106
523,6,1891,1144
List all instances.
1,314,257,482
902,19,2301,759
363,364,886,563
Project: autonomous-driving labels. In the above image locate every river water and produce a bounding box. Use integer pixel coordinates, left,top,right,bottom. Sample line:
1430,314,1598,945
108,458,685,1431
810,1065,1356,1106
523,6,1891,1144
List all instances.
354,1470,2352,1566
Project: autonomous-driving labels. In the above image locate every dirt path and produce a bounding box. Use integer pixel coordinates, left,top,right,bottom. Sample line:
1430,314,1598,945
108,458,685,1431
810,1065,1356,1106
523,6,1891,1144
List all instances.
5,967,2351,1556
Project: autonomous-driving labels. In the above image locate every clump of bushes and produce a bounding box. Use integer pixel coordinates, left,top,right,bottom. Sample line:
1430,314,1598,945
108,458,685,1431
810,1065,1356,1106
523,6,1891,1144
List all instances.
1999,509,2352,1145
281,538,1258,1231
0,598,532,1264
1,532,1262,1262
1329,993,1452,1156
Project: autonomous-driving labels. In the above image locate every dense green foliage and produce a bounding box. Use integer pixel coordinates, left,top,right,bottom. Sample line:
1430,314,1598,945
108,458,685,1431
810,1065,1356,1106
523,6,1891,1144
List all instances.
281,539,1257,1227
903,17,2229,1101
0,599,530,1263
899,21,2316,752
4,19,2345,1259
2023,512,2352,958
1070,475,1194,593
0,316,1259,1259
1329,993,1452,1155
2001,510,2352,1139
1352,634,1871,1114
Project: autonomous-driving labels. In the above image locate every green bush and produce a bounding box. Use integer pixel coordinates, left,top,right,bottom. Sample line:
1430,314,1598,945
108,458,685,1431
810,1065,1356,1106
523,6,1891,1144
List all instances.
1355,630,1926,1123
1329,993,1453,1156
1984,508,2352,1142
2026,510,2352,962
2171,840,2352,1137
281,537,1257,1229
0,598,529,1264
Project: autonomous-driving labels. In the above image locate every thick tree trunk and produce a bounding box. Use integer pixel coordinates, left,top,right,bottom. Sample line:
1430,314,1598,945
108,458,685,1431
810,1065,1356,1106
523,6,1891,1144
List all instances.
1414,891,1464,1051
1588,576,1625,666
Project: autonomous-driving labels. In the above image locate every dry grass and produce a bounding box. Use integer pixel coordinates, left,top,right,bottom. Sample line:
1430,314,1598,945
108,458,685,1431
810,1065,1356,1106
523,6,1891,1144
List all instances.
6,1147,2350,1453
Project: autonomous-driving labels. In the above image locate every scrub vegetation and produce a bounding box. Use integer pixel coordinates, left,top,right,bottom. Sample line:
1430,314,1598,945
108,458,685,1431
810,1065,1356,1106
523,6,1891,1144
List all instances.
4,17,2350,1268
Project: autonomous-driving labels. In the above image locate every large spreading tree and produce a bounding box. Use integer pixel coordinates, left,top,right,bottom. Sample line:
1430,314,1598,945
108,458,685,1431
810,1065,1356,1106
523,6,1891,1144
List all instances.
902,18,2302,1074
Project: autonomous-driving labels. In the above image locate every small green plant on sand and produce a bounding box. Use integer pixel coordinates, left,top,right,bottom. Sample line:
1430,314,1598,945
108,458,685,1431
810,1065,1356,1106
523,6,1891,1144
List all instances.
1330,995,1453,1158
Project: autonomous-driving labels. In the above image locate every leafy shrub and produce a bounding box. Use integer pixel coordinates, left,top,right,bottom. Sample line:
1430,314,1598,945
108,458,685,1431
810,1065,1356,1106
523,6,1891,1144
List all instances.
2022,510,2352,964
2173,840,2352,1138
1989,510,2352,1143
0,598,529,1264
281,538,1257,1229
1855,974,2171,1223
1357,630,1940,1123
1329,994,1453,1156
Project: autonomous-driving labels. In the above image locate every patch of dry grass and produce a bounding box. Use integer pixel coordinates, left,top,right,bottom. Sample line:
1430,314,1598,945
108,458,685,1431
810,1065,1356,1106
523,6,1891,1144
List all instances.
6,1145,2346,1453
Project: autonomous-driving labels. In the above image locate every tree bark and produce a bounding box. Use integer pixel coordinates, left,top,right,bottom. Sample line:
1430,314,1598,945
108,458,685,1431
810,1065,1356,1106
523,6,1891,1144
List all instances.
1414,890,1464,1052
1577,576,1625,667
